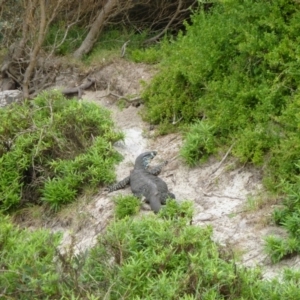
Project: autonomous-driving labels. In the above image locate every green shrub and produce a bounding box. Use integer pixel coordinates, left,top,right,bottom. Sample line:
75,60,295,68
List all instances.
113,194,141,219
265,178,300,258
2,202,300,299
142,0,300,259
81,200,300,299
130,45,162,64
142,69,202,127
143,0,300,160
180,121,216,166
158,198,194,220
264,235,300,263
84,201,263,299
0,214,61,299
0,91,123,211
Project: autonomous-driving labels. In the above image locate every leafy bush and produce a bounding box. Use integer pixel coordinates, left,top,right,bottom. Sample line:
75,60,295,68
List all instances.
0,91,123,211
180,121,216,166
265,179,300,261
142,0,300,258
265,235,300,263
0,214,61,299
130,44,163,64
84,200,254,299
158,198,194,220
113,194,141,219
81,200,300,299
143,0,300,165
2,202,300,299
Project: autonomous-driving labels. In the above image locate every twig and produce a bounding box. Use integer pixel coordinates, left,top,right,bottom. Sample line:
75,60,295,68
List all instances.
31,128,44,180
243,252,267,263
49,18,80,57
168,154,180,163
144,0,191,44
210,142,236,176
30,82,55,98
61,78,95,99
168,136,179,144
103,283,116,300
198,208,249,222
49,100,54,124
120,40,130,58
199,142,237,192
172,113,183,125
29,71,54,94
99,90,142,105
201,190,243,201
5,70,22,87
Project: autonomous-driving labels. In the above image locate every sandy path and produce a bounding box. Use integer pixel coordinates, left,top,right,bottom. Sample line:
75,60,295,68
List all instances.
55,60,300,279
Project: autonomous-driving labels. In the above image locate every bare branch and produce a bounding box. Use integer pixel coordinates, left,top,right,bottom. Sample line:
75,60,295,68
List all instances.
73,0,120,59
60,78,96,99
1,0,198,98
22,0,47,99
144,0,184,44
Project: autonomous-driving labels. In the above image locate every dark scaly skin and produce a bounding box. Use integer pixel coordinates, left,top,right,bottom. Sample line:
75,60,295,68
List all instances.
146,160,168,176
107,176,130,192
108,151,164,192
108,151,175,212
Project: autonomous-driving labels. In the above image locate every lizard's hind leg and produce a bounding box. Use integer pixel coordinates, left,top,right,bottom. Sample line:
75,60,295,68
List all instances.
160,192,176,205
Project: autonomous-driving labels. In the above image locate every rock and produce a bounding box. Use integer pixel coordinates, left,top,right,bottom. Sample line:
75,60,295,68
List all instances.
0,90,23,108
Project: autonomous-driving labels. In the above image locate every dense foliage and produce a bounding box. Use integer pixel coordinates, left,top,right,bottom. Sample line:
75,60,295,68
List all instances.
142,0,300,260
2,202,300,299
0,91,123,211
0,214,62,298
113,194,141,219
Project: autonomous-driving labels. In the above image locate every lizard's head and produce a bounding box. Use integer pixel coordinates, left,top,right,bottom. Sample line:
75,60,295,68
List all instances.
135,151,157,169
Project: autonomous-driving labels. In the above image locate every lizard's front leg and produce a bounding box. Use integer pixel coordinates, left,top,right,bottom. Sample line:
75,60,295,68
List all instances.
147,161,168,176
107,176,130,193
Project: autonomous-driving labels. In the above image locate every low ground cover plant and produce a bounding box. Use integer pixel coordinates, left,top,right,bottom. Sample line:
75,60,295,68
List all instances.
0,214,62,298
2,202,300,299
0,91,123,211
113,194,141,219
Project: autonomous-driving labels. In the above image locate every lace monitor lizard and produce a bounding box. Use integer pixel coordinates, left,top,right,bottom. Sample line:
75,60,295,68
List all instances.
108,151,175,212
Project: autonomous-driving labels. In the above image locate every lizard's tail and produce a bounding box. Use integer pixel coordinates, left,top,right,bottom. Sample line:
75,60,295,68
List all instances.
149,194,162,213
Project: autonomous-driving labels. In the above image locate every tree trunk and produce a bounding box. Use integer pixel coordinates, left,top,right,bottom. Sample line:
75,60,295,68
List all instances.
0,0,5,14
73,0,118,60
22,0,47,99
